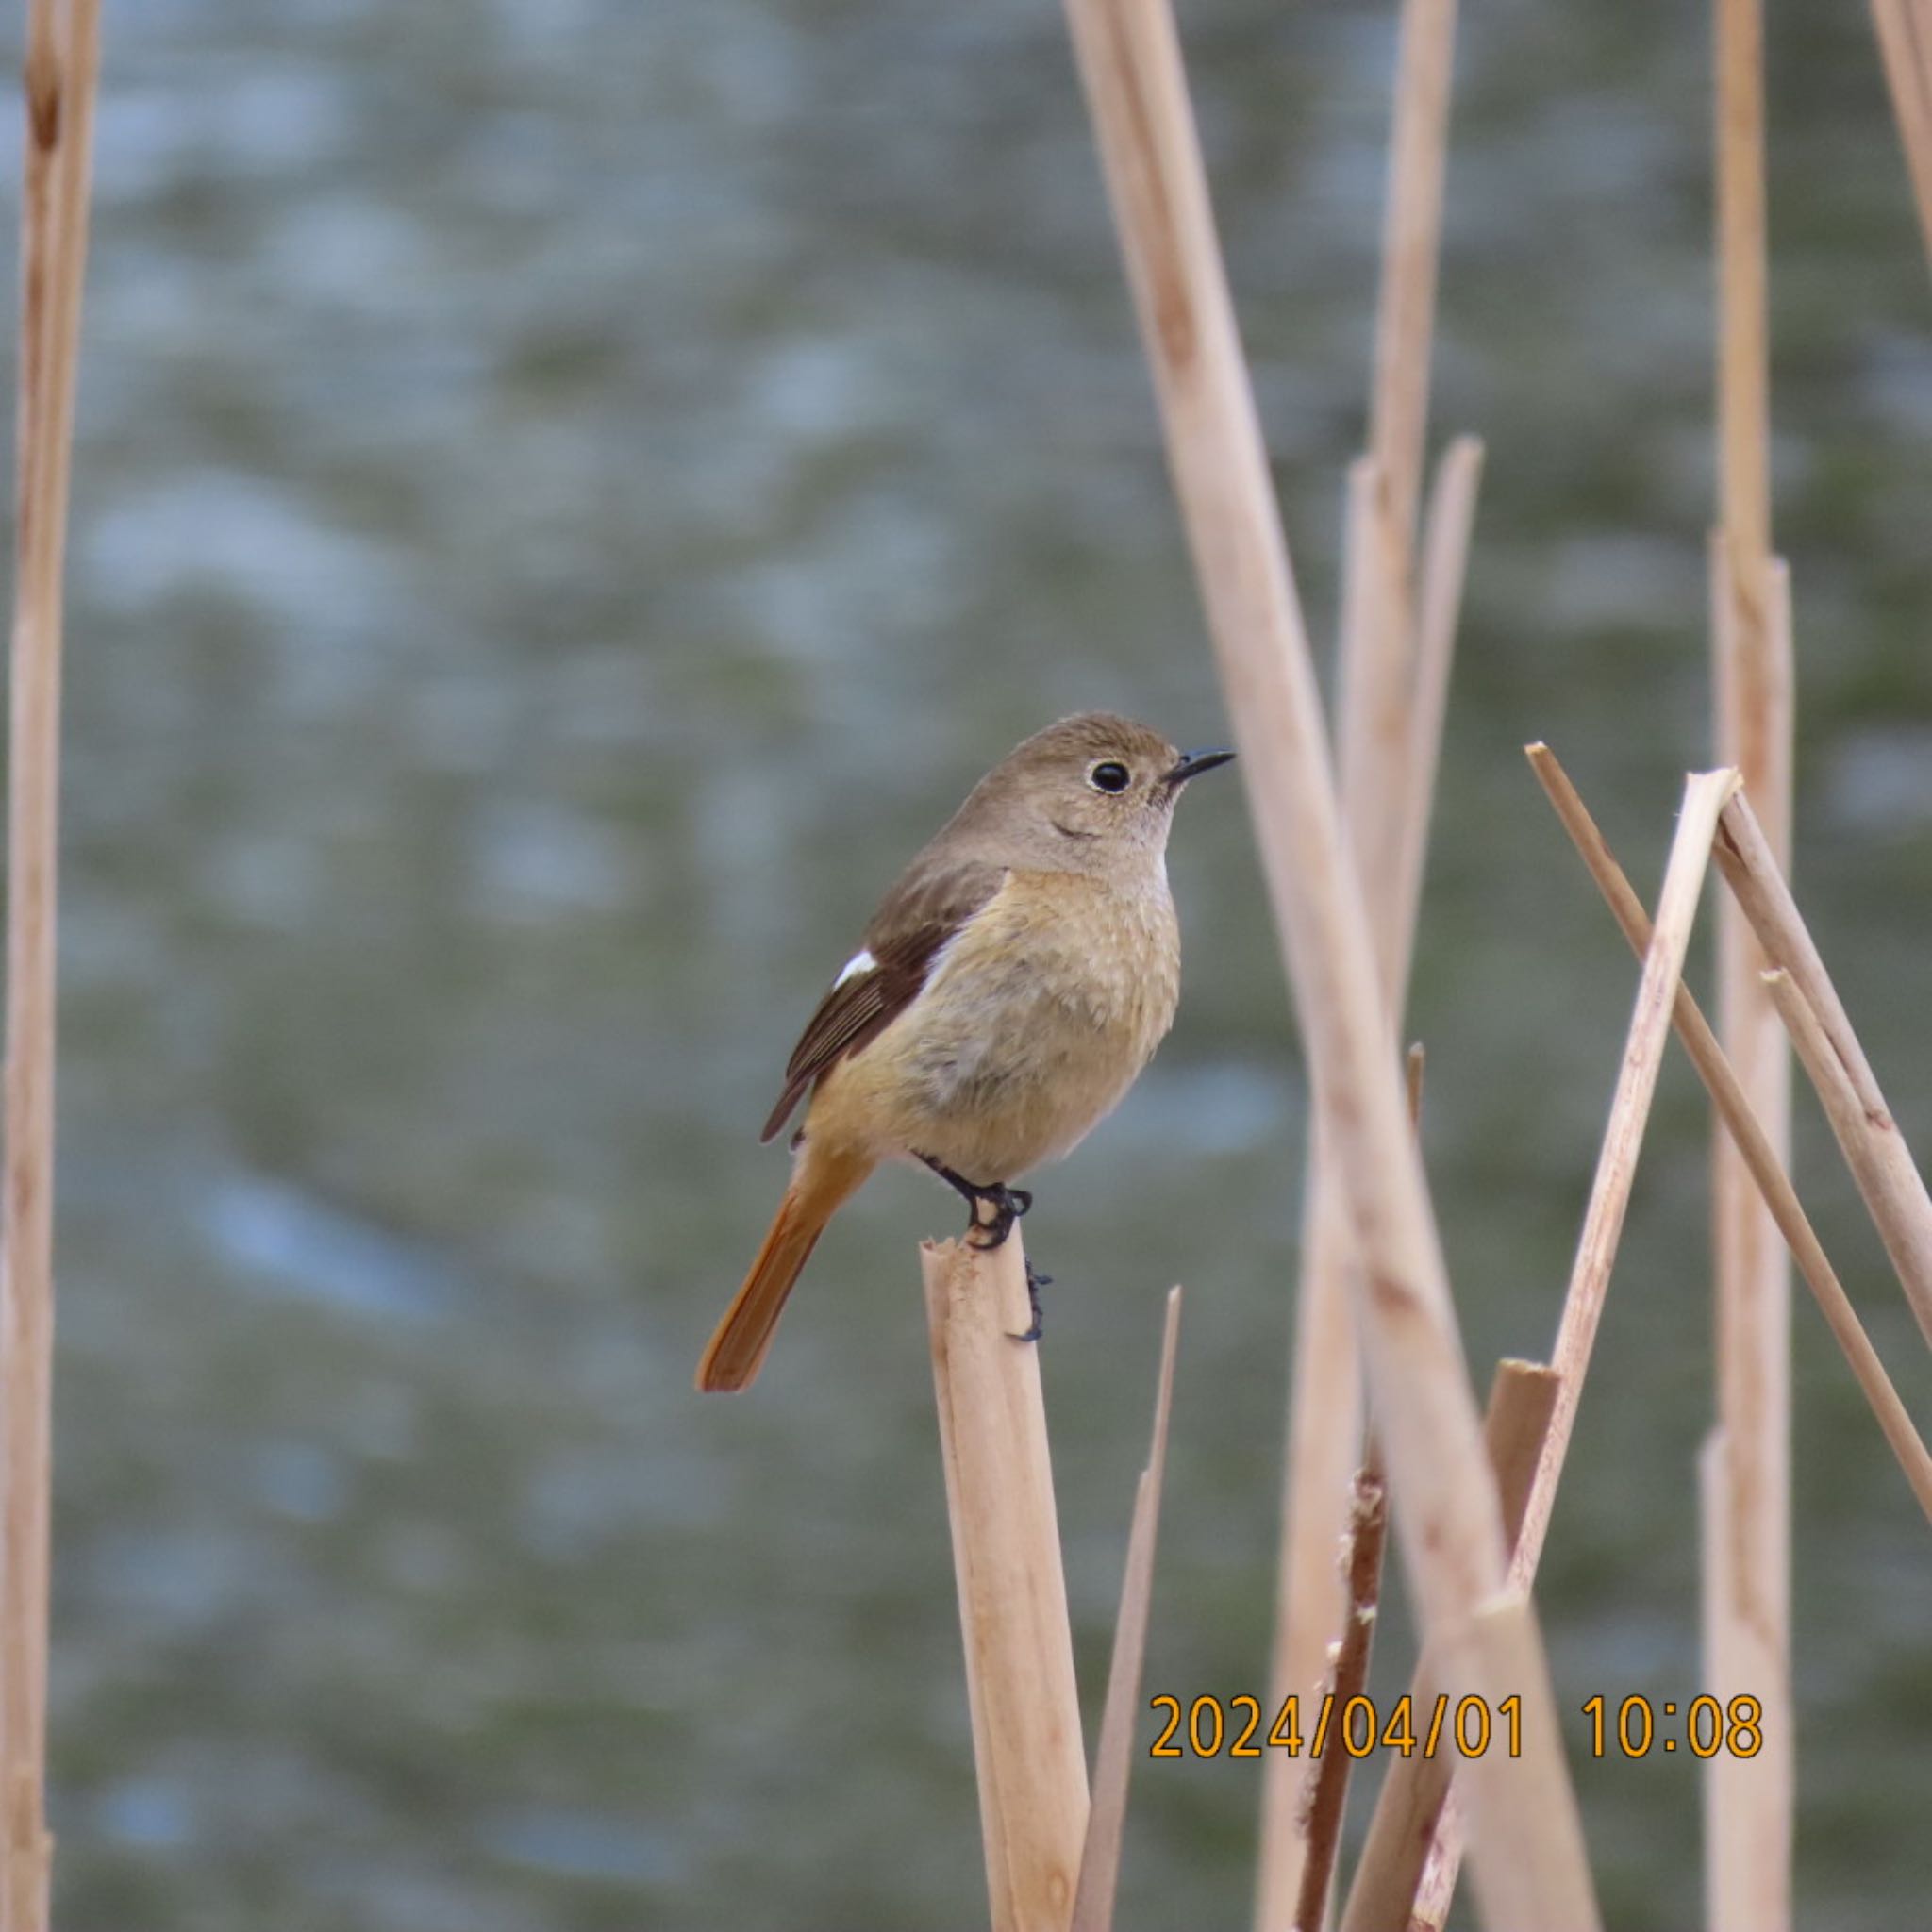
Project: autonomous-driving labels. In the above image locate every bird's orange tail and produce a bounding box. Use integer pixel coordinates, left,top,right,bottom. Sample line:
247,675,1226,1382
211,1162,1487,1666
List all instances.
697,1145,872,1392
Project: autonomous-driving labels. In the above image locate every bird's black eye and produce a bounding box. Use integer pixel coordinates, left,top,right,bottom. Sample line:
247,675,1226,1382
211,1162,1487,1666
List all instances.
1090,760,1131,793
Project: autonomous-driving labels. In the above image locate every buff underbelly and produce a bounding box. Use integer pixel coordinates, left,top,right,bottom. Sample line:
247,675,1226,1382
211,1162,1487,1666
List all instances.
820,939,1174,1182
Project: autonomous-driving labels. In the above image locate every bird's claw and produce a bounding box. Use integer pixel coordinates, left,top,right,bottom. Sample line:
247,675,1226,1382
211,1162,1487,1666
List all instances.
965,1183,1031,1251
912,1154,1050,1341
919,1154,1034,1252
1008,1259,1052,1344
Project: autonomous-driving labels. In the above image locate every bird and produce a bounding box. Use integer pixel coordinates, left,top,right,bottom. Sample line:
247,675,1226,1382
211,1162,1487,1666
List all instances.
695,711,1234,1393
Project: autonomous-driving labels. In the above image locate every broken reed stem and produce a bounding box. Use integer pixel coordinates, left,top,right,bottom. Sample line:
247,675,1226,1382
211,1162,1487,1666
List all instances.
1259,471,1383,1932
1758,950,1932,1341
924,1234,1087,1932
1391,437,1483,987
1257,26,1478,1905
1762,958,1924,1225
1696,1426,1742,1925
1711,0,1794,1913
1349,769,1740,1931
1259,448,1468,1901
1070,1288,1183,1932
1529,749,1932,1522
1368,0,1459,558
1059,0,1599,1923
1407,1372,1565,1932
1338,1361,1562,1932
1336,453,1410,977
1873,0,1932,272
1711,792,1932,1348
5,5,103,1927
1512,768,1739,1583
1262,1145,1361,1932
1290,1446,1387,1932
1288,1048,1416,1932
1716,0,1772,562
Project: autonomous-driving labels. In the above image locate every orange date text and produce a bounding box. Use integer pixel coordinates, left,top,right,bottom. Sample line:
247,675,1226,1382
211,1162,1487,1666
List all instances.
1147,1692,1522,1760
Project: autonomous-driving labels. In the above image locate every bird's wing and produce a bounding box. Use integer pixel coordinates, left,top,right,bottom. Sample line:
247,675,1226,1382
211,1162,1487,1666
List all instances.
760,856,1008,1143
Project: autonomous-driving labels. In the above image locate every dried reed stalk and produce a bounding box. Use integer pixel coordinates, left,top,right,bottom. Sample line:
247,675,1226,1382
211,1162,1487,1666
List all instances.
1339,1360,1560,1932
1758,961,1932,1283
1707,601,1795,1932
1391,437,1483,977
1368,0,1458,563
1529,749,1932,1521
1697,1424,1743,1919
4,5,102,1925
1262,1131,1362,1931
924,1234,1087,1932
1265,450,1478,1916
1336,453,1409,977
1716,0,1772,567
1291,1446,1386,1932
1259,475,1380,1932
1475,1363,1562,1555
1709,0,1795,1915
1257,0,1472,1905
1346,771,1739,1932
1520,767,1739,1584
1060,0,1597,1921
1403,1363,1564,1932
1288,1047,1419,1932
1873,0,1932,271
1711,792,1932,1348
1070,1287,1182,1932
1760,969,1932,1406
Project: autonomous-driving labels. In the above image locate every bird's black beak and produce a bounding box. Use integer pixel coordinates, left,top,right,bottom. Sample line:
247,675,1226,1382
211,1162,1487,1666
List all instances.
1163,747,1236,787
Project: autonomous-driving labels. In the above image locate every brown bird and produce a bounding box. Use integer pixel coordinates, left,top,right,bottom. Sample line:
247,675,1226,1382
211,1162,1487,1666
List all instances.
696,712,1233,1392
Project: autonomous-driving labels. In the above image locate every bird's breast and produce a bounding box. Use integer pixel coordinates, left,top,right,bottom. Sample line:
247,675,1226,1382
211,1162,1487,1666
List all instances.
866,868,1180,1175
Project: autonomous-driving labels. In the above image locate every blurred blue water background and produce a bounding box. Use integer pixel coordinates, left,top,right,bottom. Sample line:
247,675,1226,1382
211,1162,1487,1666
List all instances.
1,0,1929,1926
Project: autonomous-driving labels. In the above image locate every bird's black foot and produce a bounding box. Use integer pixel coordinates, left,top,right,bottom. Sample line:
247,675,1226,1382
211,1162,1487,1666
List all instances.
918,1155,1033,1251
1009,1260,1052,1345
966,1184,1031,1250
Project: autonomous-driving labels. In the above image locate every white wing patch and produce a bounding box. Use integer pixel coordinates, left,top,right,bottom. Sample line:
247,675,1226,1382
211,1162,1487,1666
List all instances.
833,947,877,988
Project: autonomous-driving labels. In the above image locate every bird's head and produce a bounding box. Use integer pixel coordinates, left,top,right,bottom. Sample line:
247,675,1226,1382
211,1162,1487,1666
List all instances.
955,712,1235,873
